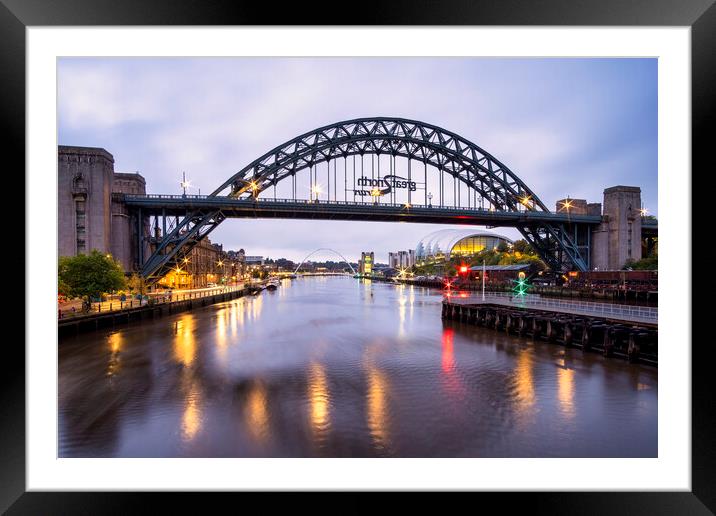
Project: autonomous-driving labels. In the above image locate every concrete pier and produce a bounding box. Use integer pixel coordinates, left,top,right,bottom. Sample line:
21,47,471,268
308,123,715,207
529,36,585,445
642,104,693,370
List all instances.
442,299,657,365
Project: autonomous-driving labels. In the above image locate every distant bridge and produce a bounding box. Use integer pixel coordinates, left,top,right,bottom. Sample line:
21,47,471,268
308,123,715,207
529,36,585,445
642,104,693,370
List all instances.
292,248,357,275
124,117,644,283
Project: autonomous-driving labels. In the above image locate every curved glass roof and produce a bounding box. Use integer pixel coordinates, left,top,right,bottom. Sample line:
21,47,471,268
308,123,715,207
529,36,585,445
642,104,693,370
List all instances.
415,228,512,260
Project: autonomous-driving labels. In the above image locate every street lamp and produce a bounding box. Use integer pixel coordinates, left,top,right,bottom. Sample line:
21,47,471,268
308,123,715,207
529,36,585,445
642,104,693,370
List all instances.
180,171,191,196
428,192,433,207
217,260,226,286
311,184,322,202
249,181,259,200
519,194,532,211
559,196,573,212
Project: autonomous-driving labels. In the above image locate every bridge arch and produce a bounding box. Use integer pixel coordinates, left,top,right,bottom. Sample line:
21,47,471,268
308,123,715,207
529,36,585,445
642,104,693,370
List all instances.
293,248,357,275
210,117,548,213
136,117,591,283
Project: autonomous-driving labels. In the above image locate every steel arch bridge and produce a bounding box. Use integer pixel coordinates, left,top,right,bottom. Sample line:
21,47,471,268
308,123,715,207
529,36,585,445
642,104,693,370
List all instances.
127,117,598,283
293,248,357,275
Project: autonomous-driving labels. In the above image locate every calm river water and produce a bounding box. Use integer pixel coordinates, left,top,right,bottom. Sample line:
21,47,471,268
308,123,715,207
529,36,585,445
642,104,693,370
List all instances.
59,276,657,457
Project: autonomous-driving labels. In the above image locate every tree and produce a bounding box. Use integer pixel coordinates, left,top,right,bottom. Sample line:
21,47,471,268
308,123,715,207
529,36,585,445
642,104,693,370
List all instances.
58,251,127,302
511,239,537,256
623,254,657,270
58,277,71,298
127,273,147,295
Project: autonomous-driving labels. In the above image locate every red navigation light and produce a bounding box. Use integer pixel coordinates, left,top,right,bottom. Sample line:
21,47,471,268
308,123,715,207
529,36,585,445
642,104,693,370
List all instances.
444,280,452,289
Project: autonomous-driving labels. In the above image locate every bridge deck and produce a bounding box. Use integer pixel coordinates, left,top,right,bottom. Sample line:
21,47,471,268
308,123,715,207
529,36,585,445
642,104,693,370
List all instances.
124,195,603,227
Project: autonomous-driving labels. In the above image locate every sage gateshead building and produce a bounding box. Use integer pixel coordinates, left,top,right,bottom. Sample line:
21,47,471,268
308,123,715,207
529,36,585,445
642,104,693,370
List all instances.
414,228,512,264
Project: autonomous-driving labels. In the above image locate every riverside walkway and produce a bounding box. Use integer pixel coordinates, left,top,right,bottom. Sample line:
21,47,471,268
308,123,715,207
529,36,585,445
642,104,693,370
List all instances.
444,291,657,326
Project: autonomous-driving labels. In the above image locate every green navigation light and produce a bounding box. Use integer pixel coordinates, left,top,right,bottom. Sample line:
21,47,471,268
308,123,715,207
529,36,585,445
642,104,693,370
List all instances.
512,273,530,298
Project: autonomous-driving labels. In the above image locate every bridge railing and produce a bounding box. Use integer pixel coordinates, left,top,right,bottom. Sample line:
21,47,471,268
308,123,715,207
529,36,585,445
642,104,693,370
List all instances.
445,292,658,322
58,285,245,320
134,193,500,211
126,194,602,221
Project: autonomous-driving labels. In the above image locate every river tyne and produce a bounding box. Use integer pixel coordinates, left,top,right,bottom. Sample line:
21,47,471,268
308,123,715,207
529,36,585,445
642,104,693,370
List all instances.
59,276,657,458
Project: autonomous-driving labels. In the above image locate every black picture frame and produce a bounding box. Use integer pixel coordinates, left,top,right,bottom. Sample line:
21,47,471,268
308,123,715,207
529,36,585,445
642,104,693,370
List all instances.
3,0,712,512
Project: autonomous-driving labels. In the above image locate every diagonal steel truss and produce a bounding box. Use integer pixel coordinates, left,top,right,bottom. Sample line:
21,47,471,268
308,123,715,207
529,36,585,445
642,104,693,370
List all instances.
139,117,590,282
141,209,225,282
211,117,549,212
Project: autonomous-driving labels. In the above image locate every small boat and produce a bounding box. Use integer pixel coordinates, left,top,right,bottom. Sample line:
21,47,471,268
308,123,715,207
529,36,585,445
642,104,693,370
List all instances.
265,279,279,291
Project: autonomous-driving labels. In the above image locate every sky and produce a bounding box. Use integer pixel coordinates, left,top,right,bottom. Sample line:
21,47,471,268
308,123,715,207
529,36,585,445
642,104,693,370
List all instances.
58,57,657,263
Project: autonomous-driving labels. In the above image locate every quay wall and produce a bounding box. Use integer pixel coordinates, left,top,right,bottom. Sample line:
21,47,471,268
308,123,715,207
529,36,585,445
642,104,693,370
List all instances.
442,300,657,366
58,287,255,338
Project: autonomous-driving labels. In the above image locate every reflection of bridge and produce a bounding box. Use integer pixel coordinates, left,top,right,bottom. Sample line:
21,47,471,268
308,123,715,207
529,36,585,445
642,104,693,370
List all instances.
123,117,653,283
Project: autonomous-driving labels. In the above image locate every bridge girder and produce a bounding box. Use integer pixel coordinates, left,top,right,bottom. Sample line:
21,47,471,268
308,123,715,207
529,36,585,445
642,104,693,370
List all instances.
137,117,594,283
211,117,548,213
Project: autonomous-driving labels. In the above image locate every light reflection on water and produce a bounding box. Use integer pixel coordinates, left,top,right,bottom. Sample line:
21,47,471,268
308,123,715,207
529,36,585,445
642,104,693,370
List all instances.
58,276,657,457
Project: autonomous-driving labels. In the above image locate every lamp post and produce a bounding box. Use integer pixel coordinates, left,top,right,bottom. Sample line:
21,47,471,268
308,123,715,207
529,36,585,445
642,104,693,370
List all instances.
428,192,433,207
482,260,486,301
217,259,225,287
180,171,191,197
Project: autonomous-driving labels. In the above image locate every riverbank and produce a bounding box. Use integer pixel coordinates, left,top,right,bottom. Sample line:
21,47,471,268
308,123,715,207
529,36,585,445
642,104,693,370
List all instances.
362,275,657,306
58,286,256,337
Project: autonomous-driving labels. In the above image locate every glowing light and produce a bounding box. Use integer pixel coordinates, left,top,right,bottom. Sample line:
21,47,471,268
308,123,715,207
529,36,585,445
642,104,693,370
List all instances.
403,202,411,209
173,314,196,366
640,207,649,216
557,365,575,418
459,265,468,274
308,362,331,440
515,352,536,410
245,381,270,444
520,195,531,206
370,187,382,197
181,387,201,441
560,198,573,211
366,364,390,450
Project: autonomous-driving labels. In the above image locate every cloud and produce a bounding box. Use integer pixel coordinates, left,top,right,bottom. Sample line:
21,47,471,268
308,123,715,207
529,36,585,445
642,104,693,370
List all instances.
58,57,657,260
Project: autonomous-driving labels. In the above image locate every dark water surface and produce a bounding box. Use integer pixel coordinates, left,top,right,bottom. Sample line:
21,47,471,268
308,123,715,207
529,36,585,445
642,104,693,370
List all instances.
59,276,657,457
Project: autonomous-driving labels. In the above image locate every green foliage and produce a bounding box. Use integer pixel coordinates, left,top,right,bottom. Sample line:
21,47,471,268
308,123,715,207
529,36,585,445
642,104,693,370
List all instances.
58,277,71,297
251,269,268,279
511,239,537,255
623,254,658,270
412,241,546,277
58,251,127,300
127,273,147,294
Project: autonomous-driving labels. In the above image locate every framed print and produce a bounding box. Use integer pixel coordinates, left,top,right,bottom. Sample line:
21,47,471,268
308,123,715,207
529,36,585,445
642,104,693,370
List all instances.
3,0,714,512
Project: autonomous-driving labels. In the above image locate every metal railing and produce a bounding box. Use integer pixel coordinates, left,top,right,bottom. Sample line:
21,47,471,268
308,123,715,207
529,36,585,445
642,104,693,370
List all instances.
125,194,601,222
58,285,245,320
445,292,658,321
